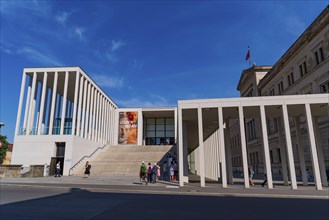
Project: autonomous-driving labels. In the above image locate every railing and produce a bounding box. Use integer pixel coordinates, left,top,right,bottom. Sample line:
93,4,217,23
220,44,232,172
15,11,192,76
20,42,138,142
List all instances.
68,143,110,175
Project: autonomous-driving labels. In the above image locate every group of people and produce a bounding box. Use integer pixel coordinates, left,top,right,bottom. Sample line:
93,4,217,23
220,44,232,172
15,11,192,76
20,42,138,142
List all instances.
139,162,160,185
139,152,178,185
55,161,91,178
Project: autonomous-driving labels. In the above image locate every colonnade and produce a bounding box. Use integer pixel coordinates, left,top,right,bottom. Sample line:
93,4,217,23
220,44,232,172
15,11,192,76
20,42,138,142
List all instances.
178,94,329,190
14,67,117,145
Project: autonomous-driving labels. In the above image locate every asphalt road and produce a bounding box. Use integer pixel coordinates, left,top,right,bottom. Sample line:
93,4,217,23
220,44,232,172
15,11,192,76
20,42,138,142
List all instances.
0,185,328,220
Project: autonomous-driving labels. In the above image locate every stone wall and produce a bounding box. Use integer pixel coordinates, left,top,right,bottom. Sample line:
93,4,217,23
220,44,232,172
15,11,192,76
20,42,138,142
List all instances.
0,165,22,178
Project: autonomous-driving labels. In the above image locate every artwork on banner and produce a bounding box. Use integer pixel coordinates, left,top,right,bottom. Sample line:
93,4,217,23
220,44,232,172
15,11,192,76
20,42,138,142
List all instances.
118,112,138,144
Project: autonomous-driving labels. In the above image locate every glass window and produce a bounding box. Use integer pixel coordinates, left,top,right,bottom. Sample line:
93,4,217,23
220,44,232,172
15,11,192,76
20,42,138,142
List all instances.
166,118,174,124
146,125,155,131
166,131,175,137
156,118,164,124
147,118,155,124
166,124,175,130
156,124,165,130
146,131,155,137
156,131,165,137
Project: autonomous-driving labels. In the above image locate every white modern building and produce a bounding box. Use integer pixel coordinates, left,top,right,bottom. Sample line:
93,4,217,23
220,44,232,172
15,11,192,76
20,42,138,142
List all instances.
11,6,329,190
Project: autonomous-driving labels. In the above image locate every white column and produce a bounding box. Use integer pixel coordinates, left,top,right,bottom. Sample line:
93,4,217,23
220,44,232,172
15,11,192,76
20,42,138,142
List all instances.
105,101,109,142
15,71,27,135
76,76,84,136
91,89,97,141
26,72,37,135
305,104,322,190
94,92,100,142
294,116,308,186
60,71,69,135
37,72,48,135
178,107,184,187
313,116,328,187
98,95,103,142
224,119,234,184
197,108,206,187
81,79,88,138
88,87,95,140
49,72,58,135
174,107,178,143
71,71,80,136
84,83,91,138
238,106,250,188
282,104,297,189
260,105,273,189
277,117,289,185
218,107,227,188
23,77,32,133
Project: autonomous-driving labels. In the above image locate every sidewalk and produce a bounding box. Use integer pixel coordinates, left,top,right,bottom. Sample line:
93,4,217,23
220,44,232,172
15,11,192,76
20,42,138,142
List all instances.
1,175,328,200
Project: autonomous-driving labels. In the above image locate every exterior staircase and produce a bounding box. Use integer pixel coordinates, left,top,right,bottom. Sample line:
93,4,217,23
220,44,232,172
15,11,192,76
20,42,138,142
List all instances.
71,145,174,176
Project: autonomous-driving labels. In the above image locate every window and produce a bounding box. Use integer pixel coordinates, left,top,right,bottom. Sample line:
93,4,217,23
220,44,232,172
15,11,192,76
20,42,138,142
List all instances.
314,47,325,65
299,61,307,77
269,87,275,96
270,150,273,164
320,81,329,93
277,148,281,163
247,119,256,141
287,72,294,86
278,80,284,94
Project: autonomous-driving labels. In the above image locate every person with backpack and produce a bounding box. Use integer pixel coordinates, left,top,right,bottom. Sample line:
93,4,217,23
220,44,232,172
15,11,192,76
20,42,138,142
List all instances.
84,161,91,177
139,161,147,185
147,162,153,183
152,163,158,183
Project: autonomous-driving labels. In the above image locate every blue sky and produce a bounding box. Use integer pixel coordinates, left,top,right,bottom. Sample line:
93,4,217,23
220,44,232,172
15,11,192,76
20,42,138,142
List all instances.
0,0,327,142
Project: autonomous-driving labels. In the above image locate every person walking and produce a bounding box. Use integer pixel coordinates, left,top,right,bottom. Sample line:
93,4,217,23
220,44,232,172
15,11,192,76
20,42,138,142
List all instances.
139,161,147,185
54,161,61,177
156,163,161,181
84,161,91,177
162,161,168,181
152,163,158,183
170,161,174,182
147,162,153,183
248,165,255,186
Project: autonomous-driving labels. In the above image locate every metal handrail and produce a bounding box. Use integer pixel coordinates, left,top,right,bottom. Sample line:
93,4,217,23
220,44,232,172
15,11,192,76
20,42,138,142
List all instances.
68,143,110,175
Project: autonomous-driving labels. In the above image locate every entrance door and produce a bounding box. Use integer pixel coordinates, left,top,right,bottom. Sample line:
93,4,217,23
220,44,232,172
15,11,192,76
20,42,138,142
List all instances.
55,142,65,175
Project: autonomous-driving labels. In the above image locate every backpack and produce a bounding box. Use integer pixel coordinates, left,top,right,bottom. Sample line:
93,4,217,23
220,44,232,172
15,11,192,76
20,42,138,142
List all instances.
148,166,152,174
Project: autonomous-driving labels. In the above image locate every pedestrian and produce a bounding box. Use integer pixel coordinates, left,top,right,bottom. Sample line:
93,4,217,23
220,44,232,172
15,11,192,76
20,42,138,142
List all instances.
261,172,267,187
152,163,158,183
84,161,91,177
156,163,161,181
54,161,61,177
248,165,254,186
173,160,178,181
170,161,174,182
147,162,153,183
139,161,147,185
163,161,168,181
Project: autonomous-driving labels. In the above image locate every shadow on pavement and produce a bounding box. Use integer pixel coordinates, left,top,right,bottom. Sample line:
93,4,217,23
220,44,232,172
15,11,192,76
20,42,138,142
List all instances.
1,187,328,220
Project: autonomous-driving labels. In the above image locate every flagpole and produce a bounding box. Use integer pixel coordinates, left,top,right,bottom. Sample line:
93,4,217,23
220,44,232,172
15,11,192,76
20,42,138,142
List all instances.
246,46,251,67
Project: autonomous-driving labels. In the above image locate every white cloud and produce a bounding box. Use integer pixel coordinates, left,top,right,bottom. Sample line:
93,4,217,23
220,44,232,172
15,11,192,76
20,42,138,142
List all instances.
117,96,173,108
92,74,124,88
56,12,69,25
17,47,64,66
284,16,306,37
105,53,117,63
74,27,85,40
111,40,125,52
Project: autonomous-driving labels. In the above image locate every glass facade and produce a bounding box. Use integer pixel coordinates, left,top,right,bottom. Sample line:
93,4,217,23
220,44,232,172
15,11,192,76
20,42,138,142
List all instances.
145,117,175,145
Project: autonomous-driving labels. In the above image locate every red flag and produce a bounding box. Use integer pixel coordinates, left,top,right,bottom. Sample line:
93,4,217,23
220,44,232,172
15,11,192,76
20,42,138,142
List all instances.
245,49,250,61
